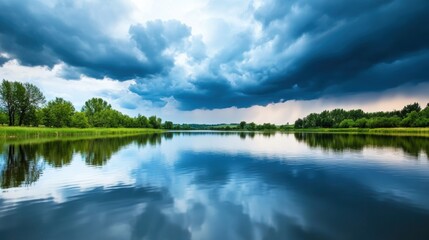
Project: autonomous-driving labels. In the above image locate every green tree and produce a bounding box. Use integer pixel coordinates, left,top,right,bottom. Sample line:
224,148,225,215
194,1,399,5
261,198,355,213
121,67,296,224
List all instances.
16,83,45,126
239,121,247,129
257,123,276,130
0,111,7,125
71,112,90,128
319,110,334,127
33,108,45,126
400,102,421,117
14,82,27,125
247,122,257,131
135,114,149,128
92,109,123,128
367,117,400,128
347,109,365,120
400,111,419,127
330,109,347,127
0,80,16,125
148,115,162,129
82,98,112,126
339,119,355,128
294,118,304,129
163,121,173,129
43,98,75,127
419,105,429,118
355,118,368,128
0,80,45,126
121,115,136,128
412,117,429,127
22,106,38,126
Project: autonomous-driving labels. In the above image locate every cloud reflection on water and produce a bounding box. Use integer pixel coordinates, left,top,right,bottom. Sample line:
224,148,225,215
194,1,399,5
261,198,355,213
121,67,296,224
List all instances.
0,132,429,240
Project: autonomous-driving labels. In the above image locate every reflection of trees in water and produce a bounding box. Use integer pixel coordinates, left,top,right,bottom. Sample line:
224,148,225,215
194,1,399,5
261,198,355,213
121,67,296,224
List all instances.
0,134,164,189
294,133,429,157
76,138,129,166
74,135,162,166
1,145,43,189
172,131,274,139
40,141,75,167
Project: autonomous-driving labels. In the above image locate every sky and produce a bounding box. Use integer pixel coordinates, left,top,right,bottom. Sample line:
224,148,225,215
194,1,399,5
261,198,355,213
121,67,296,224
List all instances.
0,0,428,124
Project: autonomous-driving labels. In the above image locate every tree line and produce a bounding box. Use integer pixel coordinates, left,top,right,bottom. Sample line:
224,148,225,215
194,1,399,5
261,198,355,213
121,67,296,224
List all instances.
220,122,278,131
294,102,429,128
171,122,281,131
0,80,174,129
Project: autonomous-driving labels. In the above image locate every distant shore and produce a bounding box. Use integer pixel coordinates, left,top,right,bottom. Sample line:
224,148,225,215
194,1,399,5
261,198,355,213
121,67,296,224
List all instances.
281,127,429,137
0,126,164,139
172,127,429,137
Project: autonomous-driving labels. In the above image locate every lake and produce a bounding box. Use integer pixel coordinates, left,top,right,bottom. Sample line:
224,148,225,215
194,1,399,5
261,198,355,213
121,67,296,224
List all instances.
1,132,429,240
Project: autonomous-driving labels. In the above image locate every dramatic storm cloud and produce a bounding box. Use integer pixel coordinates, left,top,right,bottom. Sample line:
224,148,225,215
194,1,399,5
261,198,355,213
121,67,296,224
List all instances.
0,0,428,122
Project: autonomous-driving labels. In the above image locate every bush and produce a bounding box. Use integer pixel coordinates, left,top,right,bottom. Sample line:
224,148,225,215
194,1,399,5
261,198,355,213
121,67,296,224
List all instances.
367,117,401,128
163,121,174,129
355,118,368,128
71,112,90,128
400,111,419,127
411,117,429,127
339,119,355,128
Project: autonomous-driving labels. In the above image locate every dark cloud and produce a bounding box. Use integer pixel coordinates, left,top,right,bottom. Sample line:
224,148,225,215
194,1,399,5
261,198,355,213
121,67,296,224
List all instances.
265,0,429,90
255,0,429,103
134,0,429,110
253,0,393,28
0,55,8,65
1,0,429,109
0,0,189,80
129,20,191,75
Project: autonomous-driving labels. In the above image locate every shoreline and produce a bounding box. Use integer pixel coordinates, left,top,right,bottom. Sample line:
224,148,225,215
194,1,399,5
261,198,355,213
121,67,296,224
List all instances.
0,127,164,140
281,127,429,137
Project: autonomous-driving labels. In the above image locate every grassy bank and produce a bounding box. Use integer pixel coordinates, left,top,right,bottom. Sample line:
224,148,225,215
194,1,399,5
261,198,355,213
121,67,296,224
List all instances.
283,127,429,137
0,126,164,139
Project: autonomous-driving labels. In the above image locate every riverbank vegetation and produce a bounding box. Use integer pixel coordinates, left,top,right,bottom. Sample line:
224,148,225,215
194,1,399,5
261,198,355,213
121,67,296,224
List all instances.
294,102,429,129
0,80,174,129
0,127,163,140
285,127,429,136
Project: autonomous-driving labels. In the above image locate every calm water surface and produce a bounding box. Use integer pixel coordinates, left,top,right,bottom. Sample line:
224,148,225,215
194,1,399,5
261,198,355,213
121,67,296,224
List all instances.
1,132,429,240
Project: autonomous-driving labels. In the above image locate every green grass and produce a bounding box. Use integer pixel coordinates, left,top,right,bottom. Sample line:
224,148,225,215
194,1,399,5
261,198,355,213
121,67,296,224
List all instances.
0,126,164,140
283,127,429,137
